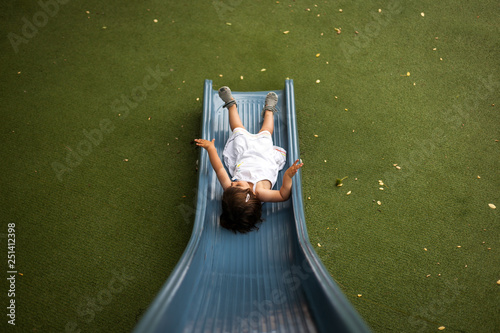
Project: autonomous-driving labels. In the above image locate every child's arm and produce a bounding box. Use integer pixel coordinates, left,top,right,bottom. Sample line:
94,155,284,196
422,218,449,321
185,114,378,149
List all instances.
195,139,232,190
256,159,304,202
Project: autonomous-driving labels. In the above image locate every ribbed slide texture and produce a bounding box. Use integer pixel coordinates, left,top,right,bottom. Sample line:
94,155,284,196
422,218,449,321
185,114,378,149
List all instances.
134,80,370,333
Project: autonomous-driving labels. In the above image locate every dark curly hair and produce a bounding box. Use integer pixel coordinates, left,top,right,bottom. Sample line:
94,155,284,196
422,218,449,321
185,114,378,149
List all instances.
220,186,262,233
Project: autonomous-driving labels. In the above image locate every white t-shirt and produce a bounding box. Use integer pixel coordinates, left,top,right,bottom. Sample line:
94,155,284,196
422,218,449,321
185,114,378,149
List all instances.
223,127,286,190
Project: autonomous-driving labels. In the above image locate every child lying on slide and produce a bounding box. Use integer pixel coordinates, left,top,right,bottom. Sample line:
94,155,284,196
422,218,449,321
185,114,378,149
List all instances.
195,86,303,234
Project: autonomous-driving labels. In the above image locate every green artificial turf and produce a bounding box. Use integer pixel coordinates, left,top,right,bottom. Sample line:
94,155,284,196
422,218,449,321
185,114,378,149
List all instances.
1,0,498,332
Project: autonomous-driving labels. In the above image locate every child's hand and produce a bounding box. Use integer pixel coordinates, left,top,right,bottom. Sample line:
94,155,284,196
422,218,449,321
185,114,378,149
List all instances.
285,159,304,178
194,138,215,150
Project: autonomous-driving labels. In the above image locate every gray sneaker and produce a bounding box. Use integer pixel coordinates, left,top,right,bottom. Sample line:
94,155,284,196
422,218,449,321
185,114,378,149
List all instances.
261,92,278,117
218,86,236,109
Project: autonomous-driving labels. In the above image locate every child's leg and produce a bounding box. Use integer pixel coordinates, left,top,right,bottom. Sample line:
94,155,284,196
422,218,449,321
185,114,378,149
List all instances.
259,110,274,135
228,104,245,131
219,86,245,131
258,92,278,135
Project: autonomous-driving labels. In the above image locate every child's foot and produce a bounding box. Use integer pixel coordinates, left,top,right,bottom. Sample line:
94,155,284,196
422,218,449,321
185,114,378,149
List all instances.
262,92,278,117
218,86,236,109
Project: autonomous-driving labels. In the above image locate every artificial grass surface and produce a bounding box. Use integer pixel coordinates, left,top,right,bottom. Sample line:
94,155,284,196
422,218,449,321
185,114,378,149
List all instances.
1,0,498,332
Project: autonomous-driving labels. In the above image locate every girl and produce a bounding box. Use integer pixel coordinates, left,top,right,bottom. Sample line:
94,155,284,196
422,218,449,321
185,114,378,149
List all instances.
195,86,303,233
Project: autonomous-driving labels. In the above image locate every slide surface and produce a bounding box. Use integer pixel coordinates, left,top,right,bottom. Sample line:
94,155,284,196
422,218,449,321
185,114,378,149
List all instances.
134,80,370,333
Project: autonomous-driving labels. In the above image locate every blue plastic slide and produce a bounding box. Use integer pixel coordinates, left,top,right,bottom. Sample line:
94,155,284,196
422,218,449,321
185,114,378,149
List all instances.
134,80,371,333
